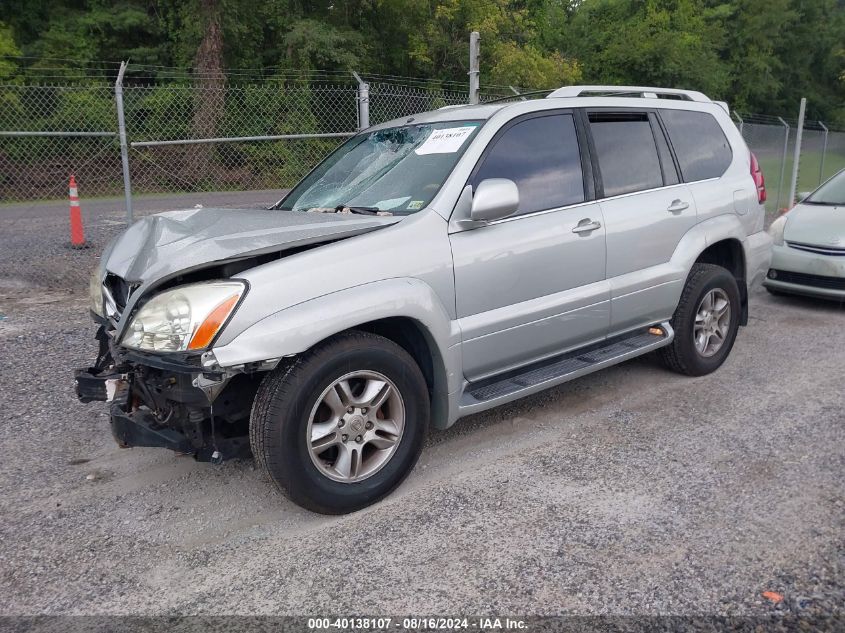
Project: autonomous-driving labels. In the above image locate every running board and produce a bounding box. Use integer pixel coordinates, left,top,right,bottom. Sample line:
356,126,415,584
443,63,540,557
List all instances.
460,322,674,412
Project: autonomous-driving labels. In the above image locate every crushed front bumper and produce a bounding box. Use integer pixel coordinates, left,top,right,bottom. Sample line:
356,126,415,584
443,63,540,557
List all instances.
75,325,255,462
74,367,129,404
109,405,249,461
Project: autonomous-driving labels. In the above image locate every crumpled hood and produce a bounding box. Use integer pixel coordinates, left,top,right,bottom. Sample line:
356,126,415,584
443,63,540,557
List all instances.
104,207,400,284
782,203,844,246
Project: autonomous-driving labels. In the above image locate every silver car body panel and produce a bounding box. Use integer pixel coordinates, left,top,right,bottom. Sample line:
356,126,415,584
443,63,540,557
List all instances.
450,197,609,381
106,207,400,284
101,208,399,337
98,92,773,429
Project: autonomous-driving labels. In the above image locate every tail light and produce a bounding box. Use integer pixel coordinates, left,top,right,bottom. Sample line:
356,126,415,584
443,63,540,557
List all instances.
750,152,766,204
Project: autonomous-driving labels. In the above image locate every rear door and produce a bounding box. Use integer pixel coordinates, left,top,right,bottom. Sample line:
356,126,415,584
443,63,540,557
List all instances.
585,109,698,333
450,111,609,381
658,108,738,225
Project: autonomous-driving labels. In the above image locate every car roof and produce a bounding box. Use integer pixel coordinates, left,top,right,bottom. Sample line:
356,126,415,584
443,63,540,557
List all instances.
368,85,730,132
368,103,508,131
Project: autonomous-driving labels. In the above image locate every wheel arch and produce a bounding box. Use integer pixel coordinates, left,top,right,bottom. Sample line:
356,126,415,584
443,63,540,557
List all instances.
353,316,450,429
671,215,752,327
695,237,748,325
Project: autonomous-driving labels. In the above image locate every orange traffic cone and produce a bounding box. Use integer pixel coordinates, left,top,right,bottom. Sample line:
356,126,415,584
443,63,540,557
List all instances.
69,173,86,248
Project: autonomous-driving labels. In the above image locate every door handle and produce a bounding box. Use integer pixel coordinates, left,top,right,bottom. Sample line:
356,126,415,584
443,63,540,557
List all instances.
572,219,602,234
667,199,689,214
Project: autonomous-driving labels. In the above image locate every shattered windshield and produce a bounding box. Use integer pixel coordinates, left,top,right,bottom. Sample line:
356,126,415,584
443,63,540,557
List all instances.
278,121,483,215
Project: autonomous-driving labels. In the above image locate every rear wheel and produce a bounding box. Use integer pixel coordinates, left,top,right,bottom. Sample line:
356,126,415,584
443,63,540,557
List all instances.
661,263,741,376
250,330,429,514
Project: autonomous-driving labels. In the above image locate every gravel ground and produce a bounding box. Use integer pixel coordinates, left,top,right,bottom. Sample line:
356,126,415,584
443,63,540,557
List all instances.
0,280,842,620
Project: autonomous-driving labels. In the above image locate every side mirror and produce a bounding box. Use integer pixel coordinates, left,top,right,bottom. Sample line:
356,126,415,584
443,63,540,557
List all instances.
470,178,519,223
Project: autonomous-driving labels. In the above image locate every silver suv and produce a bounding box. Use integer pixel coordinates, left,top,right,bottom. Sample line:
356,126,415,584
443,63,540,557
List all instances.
77,85,772,513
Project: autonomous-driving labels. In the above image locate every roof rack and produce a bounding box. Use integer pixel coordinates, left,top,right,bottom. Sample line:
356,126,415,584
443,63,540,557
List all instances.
546,85,711,102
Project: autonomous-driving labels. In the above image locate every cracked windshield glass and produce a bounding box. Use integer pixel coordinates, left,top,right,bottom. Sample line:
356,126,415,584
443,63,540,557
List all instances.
279,121,482,215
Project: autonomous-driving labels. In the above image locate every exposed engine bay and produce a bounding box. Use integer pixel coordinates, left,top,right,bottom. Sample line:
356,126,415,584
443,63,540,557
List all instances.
75,318,264,462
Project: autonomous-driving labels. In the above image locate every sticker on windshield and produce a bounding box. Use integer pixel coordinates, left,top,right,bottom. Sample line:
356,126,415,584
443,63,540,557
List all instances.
374,196,411,210
415,126,476,155
407,200,424,210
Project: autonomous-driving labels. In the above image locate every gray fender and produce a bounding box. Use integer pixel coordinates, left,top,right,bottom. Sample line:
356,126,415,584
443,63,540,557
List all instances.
668,213,751,300
610,214,753,330
212,277,461,429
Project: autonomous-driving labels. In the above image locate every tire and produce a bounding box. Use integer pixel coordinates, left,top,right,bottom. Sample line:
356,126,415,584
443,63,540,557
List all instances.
660,263,741,377
250,330,429,514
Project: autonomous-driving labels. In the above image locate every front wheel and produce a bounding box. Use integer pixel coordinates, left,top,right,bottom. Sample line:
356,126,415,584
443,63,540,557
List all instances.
250,330,429,514
661,263,741,376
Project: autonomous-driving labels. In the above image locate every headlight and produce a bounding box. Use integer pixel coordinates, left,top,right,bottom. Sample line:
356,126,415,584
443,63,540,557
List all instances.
89,269,104,317
768,213,789,246
121,281,245,352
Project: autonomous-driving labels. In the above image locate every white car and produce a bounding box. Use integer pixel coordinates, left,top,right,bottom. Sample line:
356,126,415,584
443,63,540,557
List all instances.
765,168,845,301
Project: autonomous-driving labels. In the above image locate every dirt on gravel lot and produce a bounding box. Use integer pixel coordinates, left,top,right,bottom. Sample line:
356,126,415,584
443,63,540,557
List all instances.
0,281,842,618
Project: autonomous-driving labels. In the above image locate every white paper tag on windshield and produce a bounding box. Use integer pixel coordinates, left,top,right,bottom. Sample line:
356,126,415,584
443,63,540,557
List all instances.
415,126,475,155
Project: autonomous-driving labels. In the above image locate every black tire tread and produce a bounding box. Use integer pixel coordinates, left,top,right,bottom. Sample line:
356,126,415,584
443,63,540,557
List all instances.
249,330,425,511
660,263,735,376
248,355,300,482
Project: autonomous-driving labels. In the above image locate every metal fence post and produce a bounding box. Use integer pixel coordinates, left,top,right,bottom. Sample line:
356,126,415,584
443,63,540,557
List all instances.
818,121,829,184
352,71,369,130
468,31,480,105
776,117,790,212
115,61,133,224
787,97,806,207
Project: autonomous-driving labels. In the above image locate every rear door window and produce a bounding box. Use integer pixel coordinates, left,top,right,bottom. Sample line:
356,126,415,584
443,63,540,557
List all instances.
472,113,585,216
660,109,732,181
588,112,664,197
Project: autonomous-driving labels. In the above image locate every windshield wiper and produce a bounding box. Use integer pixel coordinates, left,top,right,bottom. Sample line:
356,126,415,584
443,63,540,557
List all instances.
335,205,384,216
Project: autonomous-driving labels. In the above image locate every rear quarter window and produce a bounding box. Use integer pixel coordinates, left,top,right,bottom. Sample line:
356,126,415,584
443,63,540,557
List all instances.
660,109,732,182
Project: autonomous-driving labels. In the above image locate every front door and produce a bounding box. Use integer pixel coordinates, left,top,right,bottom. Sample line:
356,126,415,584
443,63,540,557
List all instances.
449,111,610,381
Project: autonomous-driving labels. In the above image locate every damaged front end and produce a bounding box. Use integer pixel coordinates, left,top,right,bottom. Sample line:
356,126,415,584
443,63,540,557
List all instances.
75,318,266,463
74,205,400,463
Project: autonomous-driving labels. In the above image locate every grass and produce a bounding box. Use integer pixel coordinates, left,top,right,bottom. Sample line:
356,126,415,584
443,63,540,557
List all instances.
757,150,845,212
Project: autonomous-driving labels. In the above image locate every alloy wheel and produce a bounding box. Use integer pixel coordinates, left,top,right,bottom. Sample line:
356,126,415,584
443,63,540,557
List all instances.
306,370,405,483
693,288,731,357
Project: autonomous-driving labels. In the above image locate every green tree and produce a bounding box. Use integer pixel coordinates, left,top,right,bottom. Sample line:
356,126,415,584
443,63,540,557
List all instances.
397,0,580,88
0,20,21,80
16,2,164,69
281,19,366,71
1,0,844,124
718,0,794,113
769,0,845,123
562,0,730,97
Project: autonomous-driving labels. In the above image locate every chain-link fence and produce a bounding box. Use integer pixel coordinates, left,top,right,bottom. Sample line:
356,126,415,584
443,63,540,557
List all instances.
2,70,844,291
736,113,845,223
124,81,358,199
0,83,127,288
0,73,502,289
